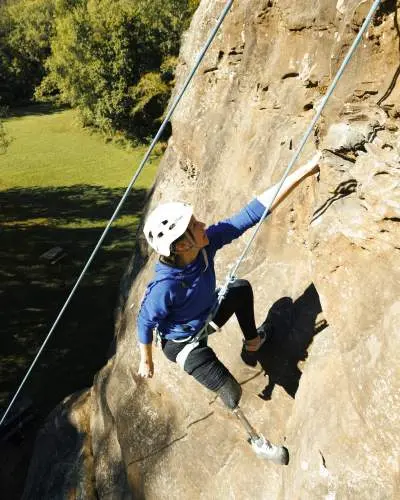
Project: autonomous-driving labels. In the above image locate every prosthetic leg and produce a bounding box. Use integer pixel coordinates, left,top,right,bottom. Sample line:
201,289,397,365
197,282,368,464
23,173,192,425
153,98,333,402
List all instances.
218,377,289,465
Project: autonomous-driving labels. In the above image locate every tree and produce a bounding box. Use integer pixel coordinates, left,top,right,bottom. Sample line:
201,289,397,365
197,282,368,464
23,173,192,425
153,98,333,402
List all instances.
37,0,199,138
0,0,56,104
0,0,199,138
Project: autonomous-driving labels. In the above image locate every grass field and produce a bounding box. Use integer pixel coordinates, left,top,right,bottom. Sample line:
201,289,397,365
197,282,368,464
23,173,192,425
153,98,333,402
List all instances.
0,105,159,417
0,106,157,189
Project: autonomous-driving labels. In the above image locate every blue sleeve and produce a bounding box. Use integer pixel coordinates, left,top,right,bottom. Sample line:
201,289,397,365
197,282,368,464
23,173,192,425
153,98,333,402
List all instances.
206,198,267,253
137,281,174,344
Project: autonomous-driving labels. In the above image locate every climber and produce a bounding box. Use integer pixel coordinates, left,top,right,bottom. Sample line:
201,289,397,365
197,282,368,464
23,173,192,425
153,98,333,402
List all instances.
136,154,319,463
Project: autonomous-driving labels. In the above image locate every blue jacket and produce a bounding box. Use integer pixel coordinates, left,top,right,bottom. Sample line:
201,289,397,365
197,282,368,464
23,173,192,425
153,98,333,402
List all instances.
137,199,267,344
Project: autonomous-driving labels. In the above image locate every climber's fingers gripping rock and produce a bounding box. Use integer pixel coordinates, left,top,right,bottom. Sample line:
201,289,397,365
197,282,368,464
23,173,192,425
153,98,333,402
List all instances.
138,358,154,378
138,342,154,378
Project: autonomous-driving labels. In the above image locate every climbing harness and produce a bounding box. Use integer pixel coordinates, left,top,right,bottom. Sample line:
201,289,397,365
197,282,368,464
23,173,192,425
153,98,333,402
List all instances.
0,0,235,427
176,341,200,369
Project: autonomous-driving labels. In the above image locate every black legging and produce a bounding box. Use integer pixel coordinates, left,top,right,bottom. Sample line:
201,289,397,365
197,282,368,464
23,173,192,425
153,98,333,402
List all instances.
162,279,257,393
212,279,258,341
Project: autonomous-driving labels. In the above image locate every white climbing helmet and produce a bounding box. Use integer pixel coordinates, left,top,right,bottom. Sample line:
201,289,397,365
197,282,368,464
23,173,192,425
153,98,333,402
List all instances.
143,202,193,256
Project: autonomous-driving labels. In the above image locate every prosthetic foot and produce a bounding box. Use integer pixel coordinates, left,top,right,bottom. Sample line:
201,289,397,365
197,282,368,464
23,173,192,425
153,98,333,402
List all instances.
233,407,289,465
249,434,290,464
217,377,289,465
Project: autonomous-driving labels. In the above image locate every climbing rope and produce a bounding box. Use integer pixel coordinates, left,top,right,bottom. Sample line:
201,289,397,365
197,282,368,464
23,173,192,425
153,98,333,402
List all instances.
214,0,382,308
0,0,235,427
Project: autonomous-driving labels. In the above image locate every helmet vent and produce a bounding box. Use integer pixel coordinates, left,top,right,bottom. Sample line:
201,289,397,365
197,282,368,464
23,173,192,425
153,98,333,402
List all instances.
161,220,168,225
169,223,176,230
148,231,153,241
158,232,164,238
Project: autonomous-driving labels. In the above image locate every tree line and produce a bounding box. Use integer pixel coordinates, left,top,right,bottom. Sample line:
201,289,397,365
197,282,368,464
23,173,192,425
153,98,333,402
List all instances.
0,0,199,139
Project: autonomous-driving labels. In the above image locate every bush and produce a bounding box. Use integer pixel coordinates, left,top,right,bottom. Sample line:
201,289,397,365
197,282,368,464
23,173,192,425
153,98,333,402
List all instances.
0,0,56,104
37,0,199,139
0,0,199,139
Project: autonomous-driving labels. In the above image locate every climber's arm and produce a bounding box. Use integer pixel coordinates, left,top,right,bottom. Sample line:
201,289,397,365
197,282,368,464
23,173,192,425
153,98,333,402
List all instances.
138,342,154,378
207,153,320,252
136,281,173,378
258,153,320,213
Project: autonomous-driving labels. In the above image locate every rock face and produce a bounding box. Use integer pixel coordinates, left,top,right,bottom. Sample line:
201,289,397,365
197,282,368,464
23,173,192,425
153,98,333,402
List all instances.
22,390,95,499
24,1,400,498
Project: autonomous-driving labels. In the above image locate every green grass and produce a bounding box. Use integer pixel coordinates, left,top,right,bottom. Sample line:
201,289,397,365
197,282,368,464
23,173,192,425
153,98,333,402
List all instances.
0,105,159,418
0,106,156,189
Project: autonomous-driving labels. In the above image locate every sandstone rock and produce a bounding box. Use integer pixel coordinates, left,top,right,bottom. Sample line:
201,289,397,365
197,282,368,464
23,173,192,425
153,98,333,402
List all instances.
22,390,95,500
321,107,386,153
25,1,400,498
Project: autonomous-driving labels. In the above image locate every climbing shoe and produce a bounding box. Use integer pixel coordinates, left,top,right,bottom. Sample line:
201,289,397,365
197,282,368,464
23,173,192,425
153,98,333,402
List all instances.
243,322,273,353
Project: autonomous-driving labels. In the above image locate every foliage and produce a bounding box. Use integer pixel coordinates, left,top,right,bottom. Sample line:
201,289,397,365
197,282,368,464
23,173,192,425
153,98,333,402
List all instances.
0,106,11,153
0,0,56,104
37,0,199,138
0,0,199,139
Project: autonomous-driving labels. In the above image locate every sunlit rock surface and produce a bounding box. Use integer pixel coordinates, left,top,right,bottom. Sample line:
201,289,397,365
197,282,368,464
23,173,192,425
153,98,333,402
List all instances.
25,1,399,498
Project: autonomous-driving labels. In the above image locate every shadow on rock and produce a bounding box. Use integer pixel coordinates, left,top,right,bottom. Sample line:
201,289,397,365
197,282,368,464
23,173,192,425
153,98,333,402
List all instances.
21,390,95,500
377,0,400,107
311,178,357,222
241,283,328,400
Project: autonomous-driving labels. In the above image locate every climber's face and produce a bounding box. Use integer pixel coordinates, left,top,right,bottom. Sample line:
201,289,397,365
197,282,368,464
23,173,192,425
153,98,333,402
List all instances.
187,216,209,248
174,216,209,253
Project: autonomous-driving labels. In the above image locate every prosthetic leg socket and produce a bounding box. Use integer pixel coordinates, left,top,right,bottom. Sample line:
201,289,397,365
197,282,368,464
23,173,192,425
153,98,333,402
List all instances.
217,376,242,410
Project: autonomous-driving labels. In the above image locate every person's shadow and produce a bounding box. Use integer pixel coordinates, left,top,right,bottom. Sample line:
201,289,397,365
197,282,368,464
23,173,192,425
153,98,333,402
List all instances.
241,283,328,400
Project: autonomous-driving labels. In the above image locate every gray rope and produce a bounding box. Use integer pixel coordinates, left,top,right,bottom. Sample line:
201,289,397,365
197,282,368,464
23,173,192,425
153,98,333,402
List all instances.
216,0,382,304
0,0,234,426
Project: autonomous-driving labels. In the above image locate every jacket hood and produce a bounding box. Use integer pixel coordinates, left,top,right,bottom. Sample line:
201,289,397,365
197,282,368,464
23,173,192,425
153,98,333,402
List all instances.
153,249,209,282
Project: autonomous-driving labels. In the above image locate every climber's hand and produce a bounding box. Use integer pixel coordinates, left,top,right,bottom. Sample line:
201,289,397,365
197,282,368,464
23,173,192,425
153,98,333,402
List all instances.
138,358,154,378
304,151,321,175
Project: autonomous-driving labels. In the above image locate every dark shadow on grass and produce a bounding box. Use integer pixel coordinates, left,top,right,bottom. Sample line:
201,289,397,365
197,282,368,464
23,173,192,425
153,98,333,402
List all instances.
241,283,328,399
0,184,148,412
0,184,149,498
0,183,151,493
0,184,148,224
7,103,70,119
